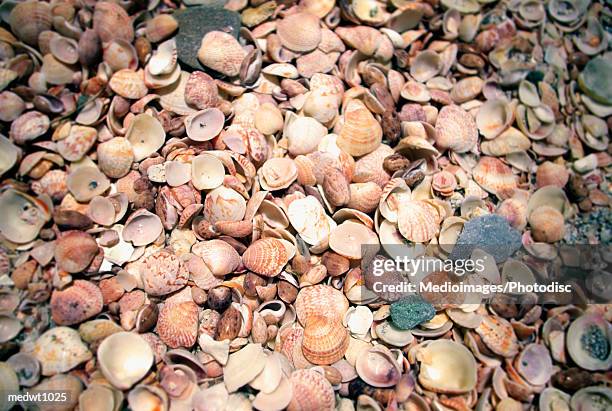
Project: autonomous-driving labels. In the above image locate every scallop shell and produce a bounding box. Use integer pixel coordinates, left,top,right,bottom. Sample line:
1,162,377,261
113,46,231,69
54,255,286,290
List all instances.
197,31,246,77
51,280,103,325
33,327,92,376
285,114,328,156
55,231,99,273
185,108,225,142
93,1,134,44
277,12,322,53
337,99,382,157
158,300,199,348
97,137,134,179
434,105,478,153
109,69,148,100
192,239,241,276
302,315,349,365
397,200,440,243
476,99,514,140
125,113,166,162
287,369,335,411
140,250,189,296
259,158,298,191
57,125,97,162
204,186,246,224
242,238,291,277
9,0,52,45
295,284,349,325
400,81,431,102
416,340,477,394
472,157,518,199
450,76,483,103
123,209,164,246
192,153,225,190
348,182,383,213
98,332,154,390
356,345,401,388
480,127,530,156
475,315,519,357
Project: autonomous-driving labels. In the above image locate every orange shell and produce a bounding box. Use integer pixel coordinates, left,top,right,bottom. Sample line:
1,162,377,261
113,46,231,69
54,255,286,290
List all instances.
157,300,199,348
242,238,289,277
475,315,519,357
302,315,349,365
288,369,335,411
51,280,103,326
472,156,518,199
337,99,382,157
295,284,349,325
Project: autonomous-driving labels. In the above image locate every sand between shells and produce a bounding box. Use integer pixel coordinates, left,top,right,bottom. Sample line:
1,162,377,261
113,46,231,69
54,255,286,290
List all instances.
0,0,610,410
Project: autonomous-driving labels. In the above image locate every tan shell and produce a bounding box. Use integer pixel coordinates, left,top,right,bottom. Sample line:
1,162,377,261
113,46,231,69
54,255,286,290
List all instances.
49,35,79,65
204,186,246,224
535,161,569,189
302,315,349,365
259,158,298,190
337,99,382,157
416,340,477,393
285,114,328,156
288,369,335,411
140,251,189,296
295,284,349,325
197,31,246,77
277,12,322,52
67,166,111,202
57,125,97,162
287,196,332,246
125,114,166,162
0,92,26,122
97,137,134,179
475,315,519,357
192,153,225,190
356,345,401,388
450,76,483,103
146,14,178,43
224,343,267,392
10,111,50,145
353,144,394,187
434,105,478,153
33,327,92,376
480,127,530,156
476,99,514,140
329,221,378,259
55,231,99,273
51,280,103,325
9,0,52,45
93,2,134,44
109,69,148,100
472,157,518,199
97,332,153,389
0,134,20,177
528,205,565,243
411,50,442,82
397,200,440,243
192,239,241,276
0,189,49,244
335,26,383,56
123,209,164,246
242,238,292,277
158,300,199,348
400,81,431,102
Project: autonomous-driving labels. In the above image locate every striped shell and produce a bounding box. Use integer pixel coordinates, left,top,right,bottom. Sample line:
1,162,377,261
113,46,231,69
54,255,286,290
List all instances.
302,315,349,365
197,31,246,77
276,12,322,53
242,238,290,277
288,369,335,411
93,1,134,44
295,284,349,325
109,69,148,100
204,186,246,224
397,200,440,243
50,280,103,326
475,315,519,357
472,157,518,199
57,126,97,162
434,105,478,153
9,1,52,46
353,144,394,187
337,99,382,157
140,251,189,296
157,300,199,348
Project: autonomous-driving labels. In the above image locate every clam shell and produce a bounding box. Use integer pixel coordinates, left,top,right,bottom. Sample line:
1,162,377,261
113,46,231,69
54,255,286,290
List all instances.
450,76,483,103
249,352,283,394
253,376,293,411
57,125,97,162
570,387,612,411
158,300,199,348
285,114,328,156
0,189,49,244
411,50,442,82
33,327,92,376
476,99,514,140
109,69,148,100
185,71,219,110
242,238,292,277
295,284,349,325
197,31,246,77
140,250,189,296
528,205,565,243
0,134,21,177
475,315,519,357
55,231,99,273
337,99,382,157
434,105,478,153
67,166,110,202
146,14,178,43
329,221,379,259
51,280,103,325
302,315,349,365
0,91,25,122
535,161,569,189
356,345,401,388
400,81,431,102
10,111,50,145
9,1,52,45
185,108,225,142
472,157,518,199
93,1,134,44
192,153,225,190
288,369,335,411
480,127,530,156
287,196,331,246
353,144,394,187
98,332,154,389
104,39,139,72
49,35,79,65
224,343,266,392
277,12,322,52
125,113,166,162
204,186,246,224
123,209,164,246
566,314,612,371
516,343,553,386
259,158,298,191
417,340,477,394
192,239,241,276
397,200,440,243
97,137,134,179
148,39,177,76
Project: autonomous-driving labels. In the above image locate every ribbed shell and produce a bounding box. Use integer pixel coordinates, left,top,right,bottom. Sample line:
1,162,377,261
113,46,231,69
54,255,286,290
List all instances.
287,369,335,411
140,251,189,296
295,284,349,325
93,2,134,44
434,105,478,153
109,69,148,100
9,1,52,46
397,200,440,243
475,315,519,357
353,144,394,187
191,239,241,276
242,238,289,277
197,31,246,77
50,280,103,326
277,12,322,52
157,301,199,348
97,137,134,179
337,99,382,157
302,316,349,365
472,157,518,199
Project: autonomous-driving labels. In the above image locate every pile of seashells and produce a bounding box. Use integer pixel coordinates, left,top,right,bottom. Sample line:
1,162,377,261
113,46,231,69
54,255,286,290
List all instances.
0,0,610,410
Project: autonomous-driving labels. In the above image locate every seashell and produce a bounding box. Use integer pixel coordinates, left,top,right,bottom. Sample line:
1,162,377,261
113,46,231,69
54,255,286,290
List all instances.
0,189,49,243
411,51,442,83
9,0,52,46
57,125,97,162
295,284,349,325
0,91,25,122
98,332,154,389
337,99,382,157
78,29,101,66
7,353,40,387
103,39,139,71
528,205,565,243
224,343,266,393
285,114,328,156
329,221,378,259
518,79,540,107
49,35,79,65
353,144,393,187
288,369,335,411
348,182,383,213
335,26,382,56
450,76,483,103
0,315,22,343
185,71,219,110
434,105,477,153
125,113,166,161
253,375,293,411
480,127,530,156
80,384,124,411
141,250,189,296
185,108,225,141
476,99,514,140
397,200,440,243
472,157,518,199
204,186,246,224
400,81,431,102
323,167,350,207
277,12,322,53
516,343,553,386
123,209,164,246
93,1,134,44
41,53,76,85
475,315,519,357
535,161,569,189
0,134,21,177
189,154,223,191
570,387,612,411
146,14,178,43
97,137,134,179
158,300,199,348
192,239,241,276
539,387,570,411
197,31,246,77
259,158,298,191
109,69,148,100
416,340,477,394
566,314,612,371
33,327,92,376
287,196,331,246
344,306,373,336
255,103,284,136
374,321,415,347
67,166,110,202
302,315,349,365
242,238,292,277
356,345,401,388
10,111,49,145
51,280,103,325
55,231,99,273
148,39,177,76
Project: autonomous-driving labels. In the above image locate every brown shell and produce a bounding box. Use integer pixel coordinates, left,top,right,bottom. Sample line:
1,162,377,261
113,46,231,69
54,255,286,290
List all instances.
50,280,103,326
276,12,322,53
528,205,565,243
157,301,199,348
141,251,189,296
9,0,52,46
475,315,519,357
434,105,478,153
288,369,335,411
146,14,178,43
302,315,349,365
295,284,349,325
242,238,289,277
93,2,134,44
472,157,518,199
323,168,350,207
535,161,569,189
54,231,99,273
